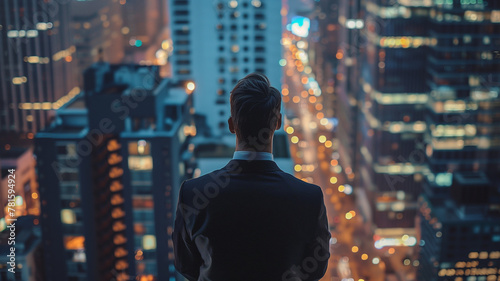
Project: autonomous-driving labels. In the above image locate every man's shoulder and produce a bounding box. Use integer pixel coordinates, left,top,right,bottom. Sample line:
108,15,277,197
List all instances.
276,170,323,195
181,167,228,189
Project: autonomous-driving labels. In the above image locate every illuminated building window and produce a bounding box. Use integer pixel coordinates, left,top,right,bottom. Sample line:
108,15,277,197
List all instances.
111,194,125,205
61,209,77,224
115,247,128,258
109,167,124,178
143,235,157,250
107,139,121,151
133,197,154,209
128,140,151,155
110,181,124,192
113,221,126,232
134,223,146,235
64,236,85,250
114,234,127,245
112,208,125,219
128,156,153,171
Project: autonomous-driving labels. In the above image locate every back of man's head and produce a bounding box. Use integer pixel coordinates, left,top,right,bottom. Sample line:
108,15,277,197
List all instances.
230,73,281,148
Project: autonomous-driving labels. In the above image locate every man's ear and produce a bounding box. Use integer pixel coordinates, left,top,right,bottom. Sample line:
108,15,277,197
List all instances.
228,116,235,134
276,113,282,130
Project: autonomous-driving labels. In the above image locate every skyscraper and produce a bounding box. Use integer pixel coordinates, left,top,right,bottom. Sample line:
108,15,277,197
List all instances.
423,0,500,202
0,0,77,133
417,1,500,280
357,0,430,241
169,0,281,137
35,63,195,281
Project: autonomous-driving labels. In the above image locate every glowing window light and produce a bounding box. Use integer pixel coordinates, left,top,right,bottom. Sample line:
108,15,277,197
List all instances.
61,209,77,224
12,76,27,85
229,0,238,8
142,235,157,250
251,0,261,8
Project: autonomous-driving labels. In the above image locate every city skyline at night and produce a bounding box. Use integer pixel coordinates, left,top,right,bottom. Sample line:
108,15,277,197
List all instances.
1,0,499,281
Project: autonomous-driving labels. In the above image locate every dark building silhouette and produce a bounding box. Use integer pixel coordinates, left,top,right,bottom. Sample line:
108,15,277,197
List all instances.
35,63,195,281
356,0,430,241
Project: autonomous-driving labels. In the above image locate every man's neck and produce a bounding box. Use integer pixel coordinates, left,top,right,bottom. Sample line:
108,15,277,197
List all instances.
235,139,273,153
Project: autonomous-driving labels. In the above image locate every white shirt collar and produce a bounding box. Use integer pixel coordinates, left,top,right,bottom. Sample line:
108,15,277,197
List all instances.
232,151,274,161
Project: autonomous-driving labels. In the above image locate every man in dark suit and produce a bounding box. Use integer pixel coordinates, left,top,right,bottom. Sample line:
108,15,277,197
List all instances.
172,73,331,281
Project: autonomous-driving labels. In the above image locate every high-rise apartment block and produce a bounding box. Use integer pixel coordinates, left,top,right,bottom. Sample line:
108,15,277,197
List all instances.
169,0,282,137
35,63,195,281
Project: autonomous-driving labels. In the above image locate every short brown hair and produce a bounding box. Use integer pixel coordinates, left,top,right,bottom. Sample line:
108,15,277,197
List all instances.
230,73,281,147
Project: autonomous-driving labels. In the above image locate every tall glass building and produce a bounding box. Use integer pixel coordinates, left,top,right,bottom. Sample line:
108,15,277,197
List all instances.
0,0,77,133
418,1,500,280
357,0,430,241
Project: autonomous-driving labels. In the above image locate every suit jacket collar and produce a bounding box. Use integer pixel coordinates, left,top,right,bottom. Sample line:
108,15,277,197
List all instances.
223,159,282,173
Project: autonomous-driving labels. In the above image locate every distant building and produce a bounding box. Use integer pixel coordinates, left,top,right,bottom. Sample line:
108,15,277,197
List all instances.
0,215,44,281
356,0,430,241
70,0,126,80
422,0,500,202
309,0,340,119
0,0,77,133
333,0,362,185
0,134,39,229
35,63,195,281
418,172,500,281
169,0,282,137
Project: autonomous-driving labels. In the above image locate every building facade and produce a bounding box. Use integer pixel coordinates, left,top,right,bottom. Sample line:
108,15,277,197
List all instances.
169,0,282,137
35,63,195,281
357,0,430,240
0,0,77,133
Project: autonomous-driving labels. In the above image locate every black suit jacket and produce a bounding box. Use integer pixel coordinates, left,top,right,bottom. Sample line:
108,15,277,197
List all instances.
172,159,331,281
